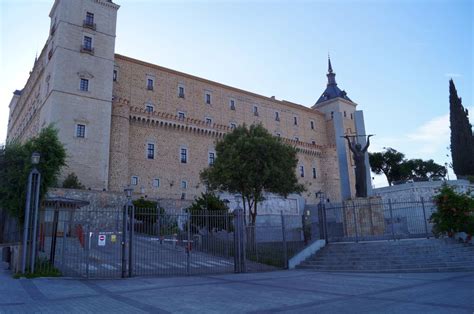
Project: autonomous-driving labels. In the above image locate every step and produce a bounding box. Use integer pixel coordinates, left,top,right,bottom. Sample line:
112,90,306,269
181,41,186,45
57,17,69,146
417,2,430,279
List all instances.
296,265,474,273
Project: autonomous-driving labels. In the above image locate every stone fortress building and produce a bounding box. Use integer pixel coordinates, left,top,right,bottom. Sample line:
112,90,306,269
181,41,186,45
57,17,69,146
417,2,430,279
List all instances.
6,0,372,206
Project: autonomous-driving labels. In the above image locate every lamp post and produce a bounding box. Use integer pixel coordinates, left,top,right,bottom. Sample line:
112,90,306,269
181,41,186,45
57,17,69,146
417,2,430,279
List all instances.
315,190,328,241
123,185,134,277
21,152,41,274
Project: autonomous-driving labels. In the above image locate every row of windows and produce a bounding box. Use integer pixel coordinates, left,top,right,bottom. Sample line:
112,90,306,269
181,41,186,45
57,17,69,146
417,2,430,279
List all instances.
146,144,216,165
130,176,188,190
299,165,318,179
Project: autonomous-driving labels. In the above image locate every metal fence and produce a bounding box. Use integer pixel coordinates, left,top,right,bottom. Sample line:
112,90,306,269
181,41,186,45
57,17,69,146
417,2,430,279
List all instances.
310,198,437,243
2,205,312,279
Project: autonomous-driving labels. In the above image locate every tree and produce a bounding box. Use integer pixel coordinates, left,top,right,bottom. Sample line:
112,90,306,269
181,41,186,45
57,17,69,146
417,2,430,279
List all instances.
449,79,474,178
369,148,409,186
201,124,305,226
187,192,232,232
0,126,66,220
404,159,447,181
62,172,85,189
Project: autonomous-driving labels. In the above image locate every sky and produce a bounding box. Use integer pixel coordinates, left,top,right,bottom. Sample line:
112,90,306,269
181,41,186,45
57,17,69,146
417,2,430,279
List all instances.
0,0,472,187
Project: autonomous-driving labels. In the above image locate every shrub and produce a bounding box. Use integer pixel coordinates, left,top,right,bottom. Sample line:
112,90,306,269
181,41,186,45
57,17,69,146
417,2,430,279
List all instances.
62,172,85,189
430,185,474,237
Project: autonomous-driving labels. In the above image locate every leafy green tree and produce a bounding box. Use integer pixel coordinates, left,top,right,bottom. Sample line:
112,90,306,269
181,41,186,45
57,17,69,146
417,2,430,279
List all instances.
187,192,232,232
201,124,305,225
449,79,474,177
0,126,66,220
62,172,85,189
369,148,409,185
404,159,447,181
431,185,474,237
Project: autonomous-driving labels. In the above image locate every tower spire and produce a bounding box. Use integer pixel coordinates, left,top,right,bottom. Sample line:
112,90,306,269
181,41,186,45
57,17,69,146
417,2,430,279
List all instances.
326,55,337,86
328,54,333,73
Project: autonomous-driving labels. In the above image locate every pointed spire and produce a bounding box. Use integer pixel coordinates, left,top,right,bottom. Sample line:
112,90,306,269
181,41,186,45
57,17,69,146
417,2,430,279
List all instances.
328,53,333,73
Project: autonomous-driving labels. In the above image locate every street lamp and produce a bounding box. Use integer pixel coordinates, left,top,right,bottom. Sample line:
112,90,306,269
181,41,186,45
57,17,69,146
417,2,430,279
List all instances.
22,152,42,274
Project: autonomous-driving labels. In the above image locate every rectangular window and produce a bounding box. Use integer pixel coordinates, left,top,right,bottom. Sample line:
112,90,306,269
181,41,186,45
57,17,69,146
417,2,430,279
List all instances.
180,148,187,164
76,124,86,138
331,111,334,119
113,70,117,81
300,166,304,178
205,118,212,125
205,93,211,104
147,79,154,90
310,120,314,130
275,112,280,121
80,78,89,91
178,112,185,120
208,152,215,165
178,86,185,98
83,36,92,51
131,176,139,186
312,167,317,179
344,111,347,118
181,180,187,189
230,99,236,110
350,113,353,120
311,140,316,145
146,105,154,113
147,143,155,159
85,12,94,25
153,178,160,188
181,192,186,200
294,116,298,125
276,133,281,137
253,106,259,116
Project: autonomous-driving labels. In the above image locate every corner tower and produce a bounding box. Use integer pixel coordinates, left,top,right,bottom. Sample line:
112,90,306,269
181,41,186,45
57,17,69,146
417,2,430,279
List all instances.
313,57,372,199
44,0,119,189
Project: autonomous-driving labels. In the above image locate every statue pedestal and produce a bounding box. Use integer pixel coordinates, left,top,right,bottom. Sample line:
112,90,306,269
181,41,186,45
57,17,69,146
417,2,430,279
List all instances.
343,196,385,238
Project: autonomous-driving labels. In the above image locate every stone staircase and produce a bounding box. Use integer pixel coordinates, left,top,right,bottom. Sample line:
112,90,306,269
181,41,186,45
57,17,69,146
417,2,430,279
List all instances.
297,238,474,273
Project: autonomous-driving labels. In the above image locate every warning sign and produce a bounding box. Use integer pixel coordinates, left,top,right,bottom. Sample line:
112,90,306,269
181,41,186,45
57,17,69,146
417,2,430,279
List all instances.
98,234,106,246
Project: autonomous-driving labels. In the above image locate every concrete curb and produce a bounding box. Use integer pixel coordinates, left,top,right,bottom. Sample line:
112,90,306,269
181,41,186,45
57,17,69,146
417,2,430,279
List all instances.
288,239,326,269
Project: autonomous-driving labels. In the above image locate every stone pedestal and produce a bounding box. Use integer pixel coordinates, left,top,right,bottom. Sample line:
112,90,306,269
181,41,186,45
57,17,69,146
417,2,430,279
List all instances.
343,196,385,237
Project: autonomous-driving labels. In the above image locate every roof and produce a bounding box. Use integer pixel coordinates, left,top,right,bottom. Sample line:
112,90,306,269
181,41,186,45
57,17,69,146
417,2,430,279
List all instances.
315,58,354,105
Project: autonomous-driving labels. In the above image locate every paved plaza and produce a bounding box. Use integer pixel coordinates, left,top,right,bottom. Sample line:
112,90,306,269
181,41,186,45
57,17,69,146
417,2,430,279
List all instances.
1,260,473,313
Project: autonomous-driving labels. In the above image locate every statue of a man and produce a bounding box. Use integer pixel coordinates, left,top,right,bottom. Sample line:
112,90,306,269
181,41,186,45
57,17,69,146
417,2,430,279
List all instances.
343,135,373,198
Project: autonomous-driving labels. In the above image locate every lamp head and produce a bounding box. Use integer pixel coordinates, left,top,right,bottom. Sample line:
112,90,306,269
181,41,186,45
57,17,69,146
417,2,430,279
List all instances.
31,152,40,165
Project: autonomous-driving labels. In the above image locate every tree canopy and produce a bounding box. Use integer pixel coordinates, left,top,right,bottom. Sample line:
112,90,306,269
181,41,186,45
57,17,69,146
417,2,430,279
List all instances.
201,124,305,225
0,126,66,220
369,148,447,185
449,79,474,177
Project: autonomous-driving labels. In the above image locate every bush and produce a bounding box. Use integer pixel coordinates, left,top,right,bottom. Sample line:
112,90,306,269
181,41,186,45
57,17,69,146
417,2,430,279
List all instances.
430,185,474,237
187,192,232,232
62,172,85,189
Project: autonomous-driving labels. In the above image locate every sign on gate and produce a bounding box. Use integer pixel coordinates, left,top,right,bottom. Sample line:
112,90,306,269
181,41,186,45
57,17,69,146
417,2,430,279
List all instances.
98,234,106,246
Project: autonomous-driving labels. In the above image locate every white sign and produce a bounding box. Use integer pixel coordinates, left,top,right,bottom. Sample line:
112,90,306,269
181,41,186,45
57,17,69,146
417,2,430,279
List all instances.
98,234,106,246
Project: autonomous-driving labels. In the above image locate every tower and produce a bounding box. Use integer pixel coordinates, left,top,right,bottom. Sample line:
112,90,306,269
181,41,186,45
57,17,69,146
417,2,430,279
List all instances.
43,0,119,189
313,57,371,199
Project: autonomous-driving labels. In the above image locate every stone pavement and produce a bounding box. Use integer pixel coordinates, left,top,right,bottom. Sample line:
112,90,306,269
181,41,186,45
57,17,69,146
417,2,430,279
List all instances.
1,260,473,313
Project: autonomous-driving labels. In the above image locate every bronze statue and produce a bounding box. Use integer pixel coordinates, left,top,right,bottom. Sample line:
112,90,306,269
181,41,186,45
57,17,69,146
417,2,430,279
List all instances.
343,135,373,198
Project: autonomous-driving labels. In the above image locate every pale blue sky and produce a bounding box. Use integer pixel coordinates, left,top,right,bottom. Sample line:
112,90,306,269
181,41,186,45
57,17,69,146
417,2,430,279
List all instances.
1,0,472,187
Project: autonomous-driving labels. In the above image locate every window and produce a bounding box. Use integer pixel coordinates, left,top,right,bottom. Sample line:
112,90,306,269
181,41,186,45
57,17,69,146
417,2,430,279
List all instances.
131,176,139,186
276,133,281,137
312,167,317,179
178,86,185,98
205,93,211,104
275,112,280,121
180,148,187,163
253,106,259,116
310,120,314,130
113,70,117,81
331,111,334,119
153,178,160,188
294,137,299,142
181,180,187,189
85,12,94,26
76,124,86,138
80,78,89,91
300,166,305,178
344,111,347,118
205,117,212,125
83,36,92,51
147,143,155,159
147,79,154,90
146,104,154,113
350,113,353,120
181,193,186,200
294,116,298,125
230,99,236,110
230,123,236,129
208,152,215,165
178,111,185,120
311,140,316,145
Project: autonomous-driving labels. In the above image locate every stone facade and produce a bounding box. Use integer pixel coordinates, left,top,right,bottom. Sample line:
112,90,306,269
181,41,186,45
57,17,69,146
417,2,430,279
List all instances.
7,0,370,209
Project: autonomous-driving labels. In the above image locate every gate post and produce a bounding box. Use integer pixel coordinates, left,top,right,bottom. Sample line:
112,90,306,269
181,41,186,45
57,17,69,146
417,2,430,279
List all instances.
21,171,33,274
421,197,429,238
121,205,127,278
186,212,191,276
233,207,245,273
86,225,90,279
351,204,358,243
388,199,395,241
280,212,288,269
30,171,41,273
128,204,135,277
